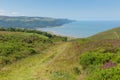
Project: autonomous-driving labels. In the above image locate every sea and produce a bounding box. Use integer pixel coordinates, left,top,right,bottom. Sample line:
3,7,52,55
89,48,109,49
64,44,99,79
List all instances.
38,20,120,38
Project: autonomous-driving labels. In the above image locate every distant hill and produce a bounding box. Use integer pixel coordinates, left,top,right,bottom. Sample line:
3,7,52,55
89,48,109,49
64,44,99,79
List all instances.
0,16,73,29
89,27,120,40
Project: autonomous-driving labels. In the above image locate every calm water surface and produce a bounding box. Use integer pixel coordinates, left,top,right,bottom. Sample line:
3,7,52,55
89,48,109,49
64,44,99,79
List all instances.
38,20,120,38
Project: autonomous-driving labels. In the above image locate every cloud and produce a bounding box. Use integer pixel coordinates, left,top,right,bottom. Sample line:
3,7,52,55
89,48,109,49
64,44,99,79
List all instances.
0,10,18,16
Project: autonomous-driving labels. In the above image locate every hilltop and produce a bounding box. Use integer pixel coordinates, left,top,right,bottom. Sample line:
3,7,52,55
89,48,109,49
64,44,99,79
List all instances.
90,27,120,40
0,16,73,28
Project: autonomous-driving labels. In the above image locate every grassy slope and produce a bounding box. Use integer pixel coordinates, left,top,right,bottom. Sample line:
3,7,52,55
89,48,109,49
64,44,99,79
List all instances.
1,27,120,80
0,42,67,80
0,30,53,67
0,41,87,80
0,29,85,80
89,27,120,40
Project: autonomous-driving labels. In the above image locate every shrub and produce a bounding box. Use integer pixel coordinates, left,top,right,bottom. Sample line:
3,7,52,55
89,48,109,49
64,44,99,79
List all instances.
87,64,120,80
28,48,37,54
79,52,114,69
111,53,120,63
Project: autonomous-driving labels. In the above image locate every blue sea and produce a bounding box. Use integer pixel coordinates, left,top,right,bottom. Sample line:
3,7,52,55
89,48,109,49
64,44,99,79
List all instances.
38,20,120,38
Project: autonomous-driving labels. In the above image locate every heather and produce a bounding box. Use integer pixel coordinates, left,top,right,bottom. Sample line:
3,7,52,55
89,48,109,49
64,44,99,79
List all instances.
79,40,120,80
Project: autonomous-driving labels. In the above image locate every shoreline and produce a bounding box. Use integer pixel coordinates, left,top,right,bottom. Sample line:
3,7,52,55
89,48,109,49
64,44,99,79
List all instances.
39,29,77,38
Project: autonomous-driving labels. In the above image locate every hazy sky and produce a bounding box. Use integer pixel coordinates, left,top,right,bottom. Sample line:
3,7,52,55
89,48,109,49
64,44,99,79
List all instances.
0,0,120,20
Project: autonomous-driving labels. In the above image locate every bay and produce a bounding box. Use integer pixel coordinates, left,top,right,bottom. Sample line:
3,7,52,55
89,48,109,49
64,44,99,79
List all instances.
38,20,120,38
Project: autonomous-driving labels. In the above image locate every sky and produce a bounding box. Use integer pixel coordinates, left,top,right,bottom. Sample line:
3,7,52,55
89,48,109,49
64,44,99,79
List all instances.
0,0,120,20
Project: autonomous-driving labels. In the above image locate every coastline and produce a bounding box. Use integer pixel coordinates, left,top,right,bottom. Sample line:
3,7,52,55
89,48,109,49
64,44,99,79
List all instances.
38,29,77,39
37,20,120,38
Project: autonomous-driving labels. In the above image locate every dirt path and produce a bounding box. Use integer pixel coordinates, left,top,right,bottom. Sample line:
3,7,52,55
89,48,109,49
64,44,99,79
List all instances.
45,43,69,65
114,31,119,39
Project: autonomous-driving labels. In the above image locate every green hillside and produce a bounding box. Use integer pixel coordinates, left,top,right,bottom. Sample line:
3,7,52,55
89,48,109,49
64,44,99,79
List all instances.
0,28,67,67
89,27,120,40
0,16,73,28
0,28,120,80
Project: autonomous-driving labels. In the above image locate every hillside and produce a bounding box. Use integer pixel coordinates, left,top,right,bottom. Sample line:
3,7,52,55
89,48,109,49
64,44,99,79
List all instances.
89,27,120,40
0,32,87,80
0,28,120,80
0,28,67,67
0,16,73,28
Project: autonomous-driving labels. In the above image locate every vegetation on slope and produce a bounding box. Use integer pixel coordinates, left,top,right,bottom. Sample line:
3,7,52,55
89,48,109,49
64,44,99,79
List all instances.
0,28,67,68
78,39,120,80
76,27,120,80
90,27,120,40
0,39,86,80
0,27,120,80
0,16,73,28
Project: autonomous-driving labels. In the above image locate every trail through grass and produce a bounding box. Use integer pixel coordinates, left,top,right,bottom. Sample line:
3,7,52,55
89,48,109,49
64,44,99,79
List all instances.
0,41,86,80
0,42,70,80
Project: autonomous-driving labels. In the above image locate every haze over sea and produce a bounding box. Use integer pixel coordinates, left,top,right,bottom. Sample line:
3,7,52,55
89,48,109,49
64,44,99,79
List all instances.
38,20,120,38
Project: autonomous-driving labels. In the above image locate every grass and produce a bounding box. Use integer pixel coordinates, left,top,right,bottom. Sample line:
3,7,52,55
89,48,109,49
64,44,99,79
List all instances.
89,27,120,40
0,40,87,80
0,42,78,80
1,27,120,80
0,43,65,80
0,31,52,66
36,42,86,80
0,27,68,66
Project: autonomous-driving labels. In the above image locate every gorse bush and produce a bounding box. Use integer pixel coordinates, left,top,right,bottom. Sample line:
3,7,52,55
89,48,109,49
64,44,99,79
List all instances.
79,52,114,69
87,64,120,80
0,42,38,65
